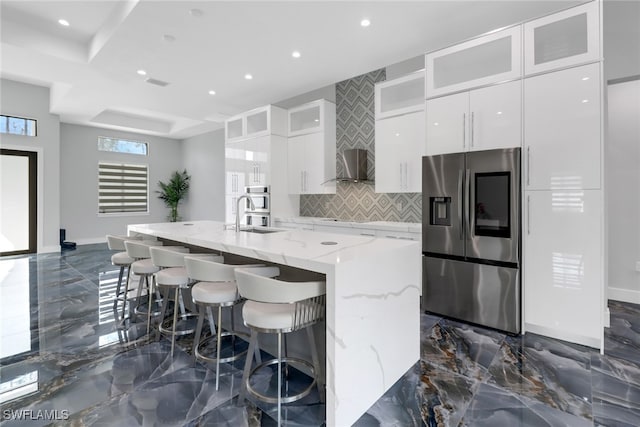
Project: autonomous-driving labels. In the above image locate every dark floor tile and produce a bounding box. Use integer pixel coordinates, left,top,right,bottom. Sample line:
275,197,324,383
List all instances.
591,352,640,426
420,318,505,382
605,300,640,366
487,333,593,420
419,360,478,427
459,382,593,427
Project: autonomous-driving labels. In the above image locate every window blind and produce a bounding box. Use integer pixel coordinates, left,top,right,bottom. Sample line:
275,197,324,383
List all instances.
98,162,148,214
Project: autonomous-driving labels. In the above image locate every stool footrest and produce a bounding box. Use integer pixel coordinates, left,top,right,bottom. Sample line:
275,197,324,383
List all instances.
195,331,249,364
246,357,316,405
159,313,198,337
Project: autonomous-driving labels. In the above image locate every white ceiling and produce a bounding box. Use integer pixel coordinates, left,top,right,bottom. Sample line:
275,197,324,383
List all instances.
1,0,637,140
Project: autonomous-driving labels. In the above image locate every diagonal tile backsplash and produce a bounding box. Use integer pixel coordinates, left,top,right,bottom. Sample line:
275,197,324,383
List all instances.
299,68,422,223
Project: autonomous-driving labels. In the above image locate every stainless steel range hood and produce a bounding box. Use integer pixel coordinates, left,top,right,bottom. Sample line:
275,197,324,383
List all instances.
336,149,372,183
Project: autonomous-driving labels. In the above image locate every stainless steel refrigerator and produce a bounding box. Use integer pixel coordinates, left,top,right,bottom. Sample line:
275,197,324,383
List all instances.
422,148,521,334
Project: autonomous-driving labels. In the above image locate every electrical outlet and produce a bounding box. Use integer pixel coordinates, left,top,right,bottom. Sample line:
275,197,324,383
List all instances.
636,261,640,272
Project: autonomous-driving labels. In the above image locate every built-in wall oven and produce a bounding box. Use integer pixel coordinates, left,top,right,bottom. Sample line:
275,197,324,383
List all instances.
422,148,521,334
244,186,270,227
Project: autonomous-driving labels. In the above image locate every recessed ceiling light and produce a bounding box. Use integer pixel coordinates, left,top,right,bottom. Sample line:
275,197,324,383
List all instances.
582,99,589,103
582,77,590,81
208,90,216,95
58,19,70,27
360,18,371,27
137,69,147,76
292,51,301,59
189,8,204,17
163,34,176,42
245,74,253,80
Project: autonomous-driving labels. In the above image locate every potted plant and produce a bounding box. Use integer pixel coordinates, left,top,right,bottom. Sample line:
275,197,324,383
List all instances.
156,169,190,222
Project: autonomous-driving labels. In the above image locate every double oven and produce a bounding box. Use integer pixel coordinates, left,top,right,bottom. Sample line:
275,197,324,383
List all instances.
244,186,270,227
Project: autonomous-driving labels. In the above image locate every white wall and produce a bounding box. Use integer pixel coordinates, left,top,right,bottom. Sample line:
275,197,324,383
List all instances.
181,128,225,221
0,79,61,253
606,79,640,303
60,123,183,243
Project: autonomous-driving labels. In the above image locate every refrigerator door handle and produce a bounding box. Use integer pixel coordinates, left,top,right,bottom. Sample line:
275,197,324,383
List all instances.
458,169,464,240
462,113,466,150
465,168,471,240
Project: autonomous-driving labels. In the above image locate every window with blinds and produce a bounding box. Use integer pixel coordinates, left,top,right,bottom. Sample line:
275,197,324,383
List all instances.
98,162,148,214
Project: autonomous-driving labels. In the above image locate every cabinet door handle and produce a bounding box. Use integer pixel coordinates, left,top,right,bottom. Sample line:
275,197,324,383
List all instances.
462,113,466,150
526,146,531,187
471,112,475,148
399,163,403,188
360,233,375,237
300,171,304,192
385,235,398,239
527,195,531,235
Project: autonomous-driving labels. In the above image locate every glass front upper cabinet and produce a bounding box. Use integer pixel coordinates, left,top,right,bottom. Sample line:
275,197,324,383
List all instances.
288,99,334,137
426,26,522,98
375,71,425,119
225,106,287,142
524,2,599,76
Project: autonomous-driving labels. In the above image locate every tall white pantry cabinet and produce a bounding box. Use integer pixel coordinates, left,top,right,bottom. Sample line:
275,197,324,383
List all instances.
224,105,298,224
423,0,606,350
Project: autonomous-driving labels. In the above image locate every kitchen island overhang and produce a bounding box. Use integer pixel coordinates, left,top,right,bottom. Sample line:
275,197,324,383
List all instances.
128,220,420,426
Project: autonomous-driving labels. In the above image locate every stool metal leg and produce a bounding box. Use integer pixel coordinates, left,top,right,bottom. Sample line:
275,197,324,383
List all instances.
156,285,170,342
216,305,222,391
307,326,324,402
146,275,154,335
170,287,179,358
112,266,125,314
277,331,282,427
193,305,205,364
239,329,259,404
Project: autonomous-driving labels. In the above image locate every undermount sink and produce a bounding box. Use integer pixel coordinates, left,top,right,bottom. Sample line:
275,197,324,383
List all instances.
239,227,283,234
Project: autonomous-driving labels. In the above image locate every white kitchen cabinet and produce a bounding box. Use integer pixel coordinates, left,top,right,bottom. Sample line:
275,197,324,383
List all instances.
225,141,247,195
288,132,336,194
375,71,425,119
225,194,245,226
524,1,600,76
426,26,521,98
524,189,602,346
244,136,270,186
524,63,601,190
426,80,521,155
375,111,425,193
287,100,336,195
288,99,335,137
225,105,287,142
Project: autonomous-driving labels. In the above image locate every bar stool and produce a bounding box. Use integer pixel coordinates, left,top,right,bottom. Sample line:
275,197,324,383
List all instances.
184,256,264,390
106,235,135,319
150,247,214,357
235,266,326,426
121,239,165,323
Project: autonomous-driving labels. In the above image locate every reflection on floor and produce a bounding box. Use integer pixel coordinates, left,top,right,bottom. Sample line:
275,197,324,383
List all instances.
1,244,639,426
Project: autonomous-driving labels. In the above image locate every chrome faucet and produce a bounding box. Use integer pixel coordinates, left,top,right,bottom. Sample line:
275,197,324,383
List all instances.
235,195,255,232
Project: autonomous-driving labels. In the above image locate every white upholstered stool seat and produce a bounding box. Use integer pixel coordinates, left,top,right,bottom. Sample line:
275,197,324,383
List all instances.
155,266,190,286
235,266,326,426
111,251,135,266
191,282,238,304
130,258,159,275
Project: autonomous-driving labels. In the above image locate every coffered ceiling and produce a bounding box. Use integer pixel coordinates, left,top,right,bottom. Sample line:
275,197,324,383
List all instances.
1,1,636,139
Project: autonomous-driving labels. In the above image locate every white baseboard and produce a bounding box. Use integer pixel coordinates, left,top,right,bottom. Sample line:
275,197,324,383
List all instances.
524,323,602,351
39,245,60,254
74,237,107,246
608,286,640,305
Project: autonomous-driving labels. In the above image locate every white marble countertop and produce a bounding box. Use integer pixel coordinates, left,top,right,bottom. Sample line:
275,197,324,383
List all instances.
129,220,419,275
273,217,422,233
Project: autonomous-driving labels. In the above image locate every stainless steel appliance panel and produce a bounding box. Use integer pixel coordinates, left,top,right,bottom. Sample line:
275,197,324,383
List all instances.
246,214,270,227
423,256,520,334
466,148,520,264
422,153,465,257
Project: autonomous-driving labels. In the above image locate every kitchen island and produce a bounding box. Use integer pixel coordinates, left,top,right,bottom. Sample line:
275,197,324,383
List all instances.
128,220,420,427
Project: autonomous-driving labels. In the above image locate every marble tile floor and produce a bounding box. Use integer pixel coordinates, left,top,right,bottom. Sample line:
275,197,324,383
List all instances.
0,243,639,426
